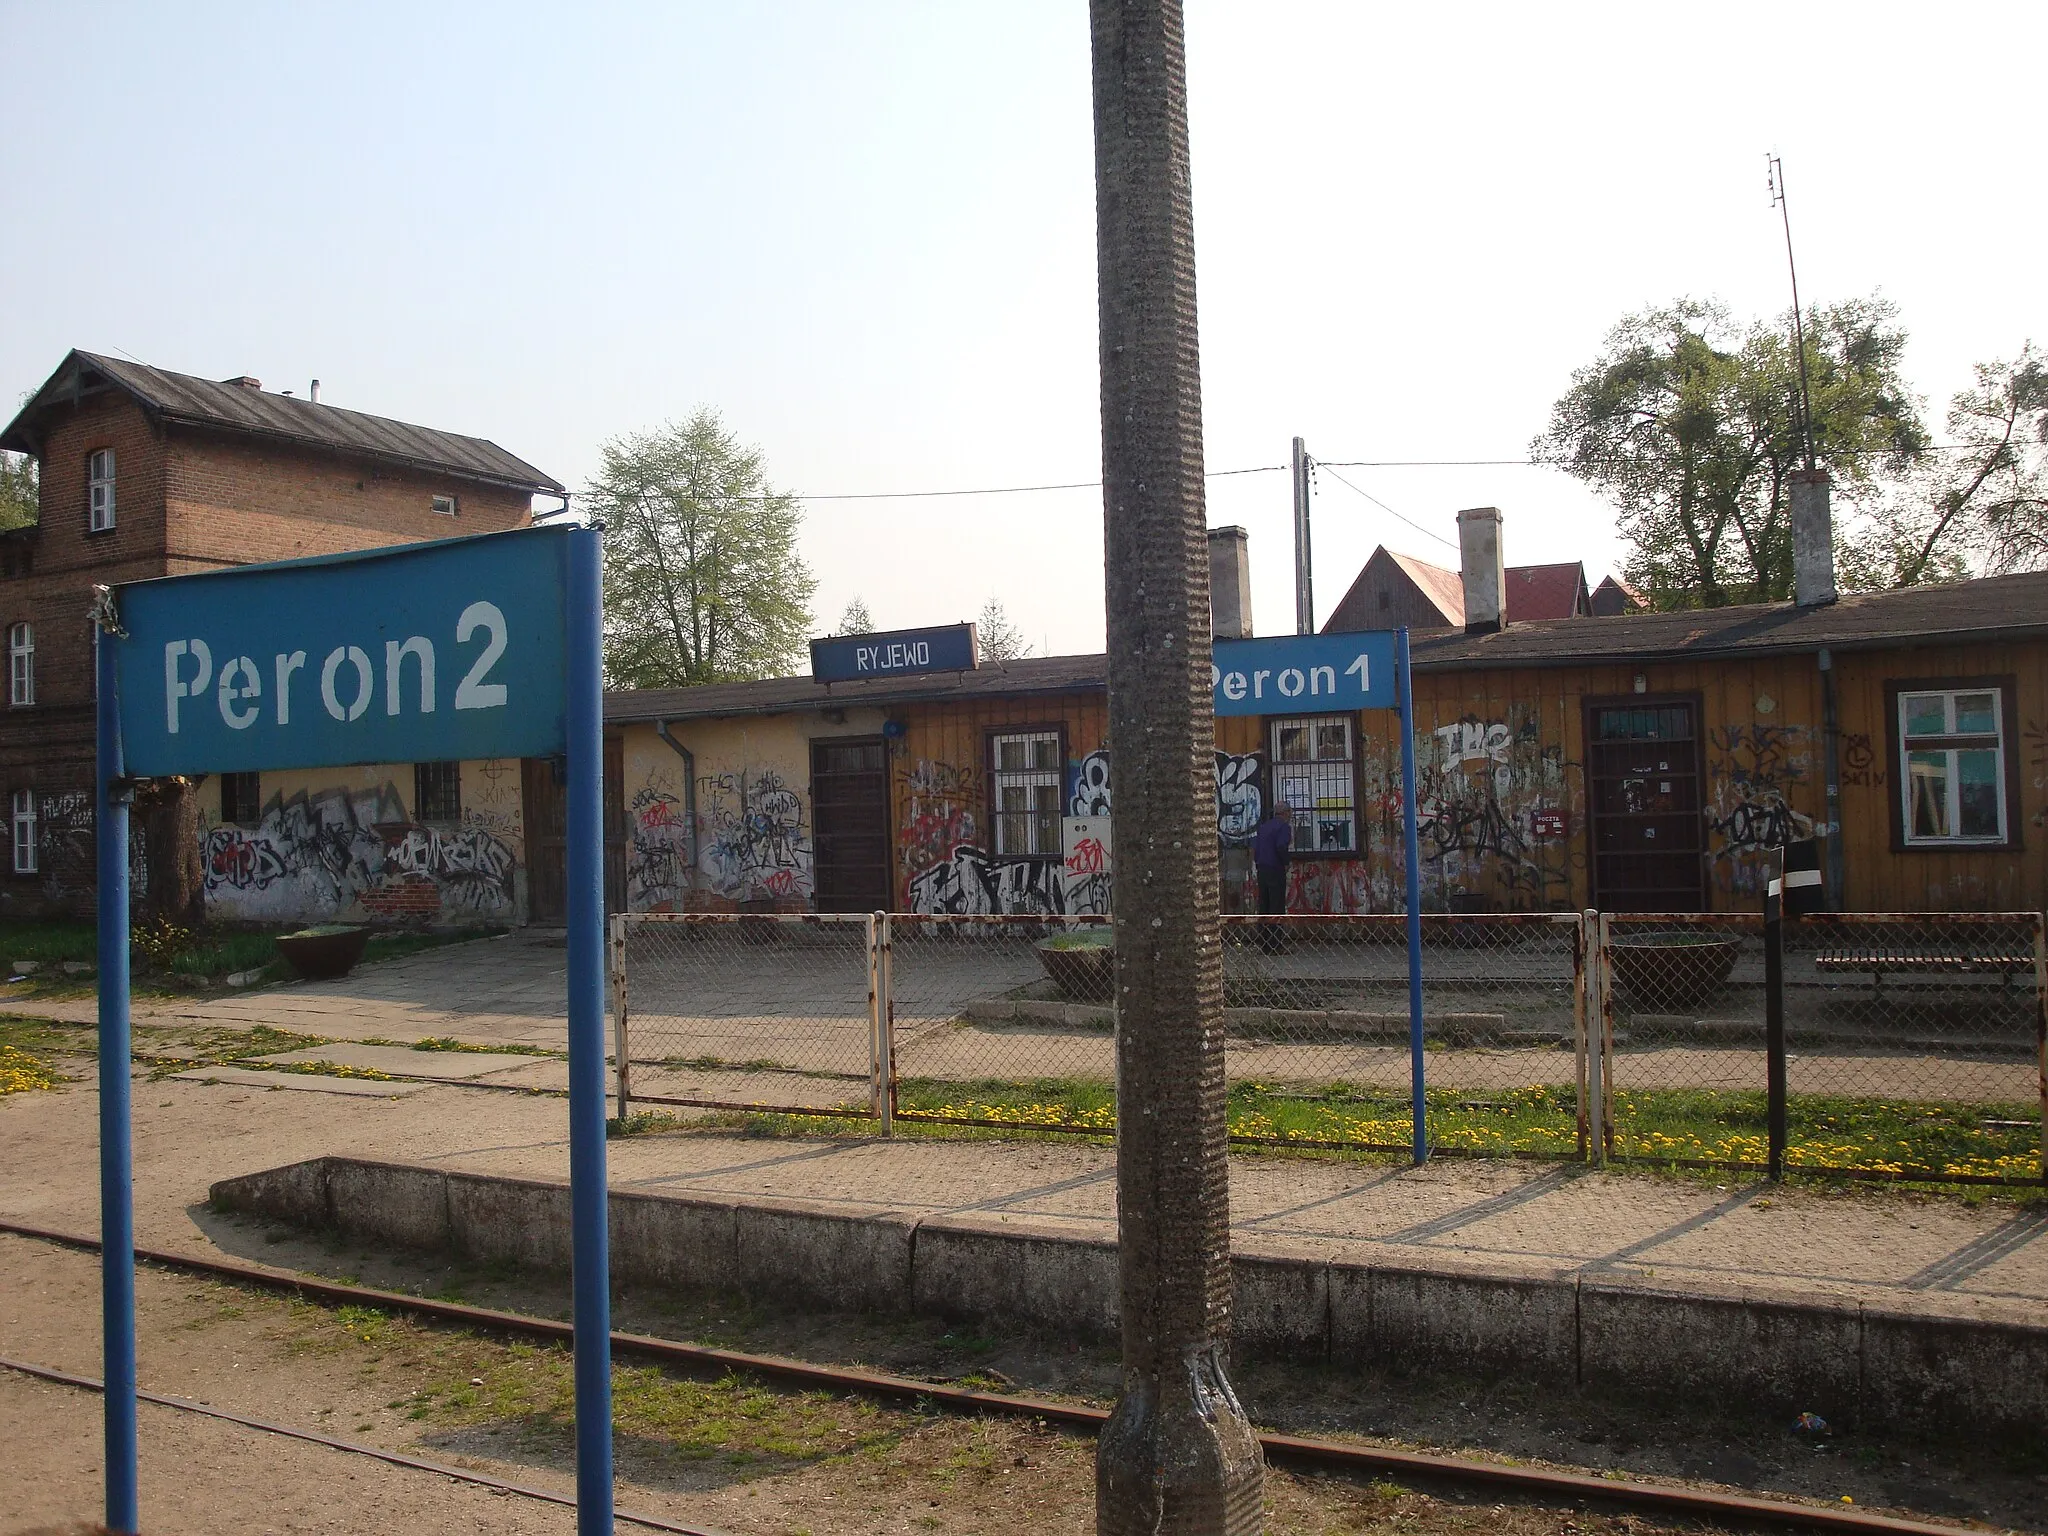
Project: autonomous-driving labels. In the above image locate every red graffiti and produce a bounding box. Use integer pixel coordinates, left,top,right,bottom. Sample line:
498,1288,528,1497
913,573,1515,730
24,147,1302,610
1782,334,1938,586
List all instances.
1065,836,1108,876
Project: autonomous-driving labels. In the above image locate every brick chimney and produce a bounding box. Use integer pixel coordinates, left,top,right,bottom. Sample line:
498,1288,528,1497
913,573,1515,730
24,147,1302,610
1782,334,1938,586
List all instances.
1456,506,1506,634
1208,525,1253,639
1790,468,1836,607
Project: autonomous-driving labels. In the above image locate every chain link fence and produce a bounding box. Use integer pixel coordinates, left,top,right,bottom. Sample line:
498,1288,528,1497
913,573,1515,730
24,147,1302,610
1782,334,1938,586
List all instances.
611,912,880,1121
611,908,2046,1183
1597,911,2047,1183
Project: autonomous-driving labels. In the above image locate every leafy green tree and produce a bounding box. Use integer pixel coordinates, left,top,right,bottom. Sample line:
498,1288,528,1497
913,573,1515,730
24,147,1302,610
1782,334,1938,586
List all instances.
834,596,875,636
0,451,35,530
1840,344,2048,589
1533,297,1926,608
587,409,815,688
976,597,1031,661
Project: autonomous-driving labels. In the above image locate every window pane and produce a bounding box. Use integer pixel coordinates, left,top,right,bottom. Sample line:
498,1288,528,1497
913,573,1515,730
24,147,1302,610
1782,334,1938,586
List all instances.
1901,695,1946,738
1314,720,1350,760
1957,750,2001,837
1953,692,1998,736
1906,751,1950,839
1275,722,1310,762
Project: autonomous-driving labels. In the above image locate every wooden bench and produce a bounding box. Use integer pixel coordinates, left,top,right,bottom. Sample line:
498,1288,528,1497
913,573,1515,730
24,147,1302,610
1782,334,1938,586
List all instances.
1812,946,2034,995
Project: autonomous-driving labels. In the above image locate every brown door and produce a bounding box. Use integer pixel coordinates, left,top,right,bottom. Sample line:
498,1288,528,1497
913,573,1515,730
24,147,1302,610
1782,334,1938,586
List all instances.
810,737,892,912
520,740,626,924
1586,699,1706,912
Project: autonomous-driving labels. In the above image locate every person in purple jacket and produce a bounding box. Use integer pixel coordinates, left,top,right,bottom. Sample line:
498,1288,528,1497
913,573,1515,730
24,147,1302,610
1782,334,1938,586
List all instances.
1252,800,1293,948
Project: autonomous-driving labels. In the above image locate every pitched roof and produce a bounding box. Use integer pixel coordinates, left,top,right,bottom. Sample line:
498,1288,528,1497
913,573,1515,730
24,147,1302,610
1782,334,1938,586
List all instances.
606,570,2048,719
606,651,1111,724
1408,569,2048,670
0,350,563,495
1504,561,1590,621
1386,551,1466,625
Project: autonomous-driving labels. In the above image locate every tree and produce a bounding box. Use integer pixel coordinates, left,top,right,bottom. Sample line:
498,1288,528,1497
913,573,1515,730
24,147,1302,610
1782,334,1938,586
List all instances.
0,451,35,530
834,596,875,636
587,410,816,688
976,598,1031,661
1089,0,1264,1530
1839,344,2048,589
1533,297,1927,608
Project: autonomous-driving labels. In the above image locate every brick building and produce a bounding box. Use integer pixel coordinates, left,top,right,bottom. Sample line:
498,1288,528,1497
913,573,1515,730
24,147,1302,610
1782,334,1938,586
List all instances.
0,350,562,919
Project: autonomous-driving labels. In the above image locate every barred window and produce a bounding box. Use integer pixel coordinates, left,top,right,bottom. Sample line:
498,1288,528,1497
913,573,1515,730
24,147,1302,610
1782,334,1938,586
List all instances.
415,761,462,823
11,789,34,874
1900,688,2006,844
219,772,262,826
88,449,116,532
990,730,1061,856
8,622,31,707
1270,714,1356,852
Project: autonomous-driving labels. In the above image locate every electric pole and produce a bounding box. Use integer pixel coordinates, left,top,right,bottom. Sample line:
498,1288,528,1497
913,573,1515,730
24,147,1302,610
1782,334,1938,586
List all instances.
1292,435,1314,633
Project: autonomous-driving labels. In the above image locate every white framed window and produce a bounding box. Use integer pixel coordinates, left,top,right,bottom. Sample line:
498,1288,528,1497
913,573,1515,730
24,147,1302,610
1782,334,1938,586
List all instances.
11,789,35,875
87,449,116,532
991,730,1062,856
1899,687,2007,845
431,493,459,516
8,621,32,707
1270,713,1357,852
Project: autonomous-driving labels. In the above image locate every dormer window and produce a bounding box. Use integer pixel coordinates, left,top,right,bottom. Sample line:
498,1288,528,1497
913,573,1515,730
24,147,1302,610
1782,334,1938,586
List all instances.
87,449,116,532
431,493,458,517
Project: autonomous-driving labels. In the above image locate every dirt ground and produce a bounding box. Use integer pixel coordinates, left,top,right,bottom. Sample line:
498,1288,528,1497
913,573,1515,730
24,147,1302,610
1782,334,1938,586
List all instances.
1,1234,1753,1536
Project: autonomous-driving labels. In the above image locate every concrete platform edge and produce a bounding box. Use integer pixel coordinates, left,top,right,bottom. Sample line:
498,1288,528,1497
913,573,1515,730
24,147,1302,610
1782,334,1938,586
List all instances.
207,1156,2047,1438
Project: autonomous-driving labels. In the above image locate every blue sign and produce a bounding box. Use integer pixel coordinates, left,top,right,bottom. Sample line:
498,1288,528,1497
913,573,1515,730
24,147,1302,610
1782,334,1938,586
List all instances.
110,525,572,775
811,622,978,683
1211,630,1397,715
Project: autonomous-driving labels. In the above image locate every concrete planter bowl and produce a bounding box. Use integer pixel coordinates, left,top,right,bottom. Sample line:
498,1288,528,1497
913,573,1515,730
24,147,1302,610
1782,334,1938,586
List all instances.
1036,933,1115,1002
275,924,370,982
1609,933,1741,1011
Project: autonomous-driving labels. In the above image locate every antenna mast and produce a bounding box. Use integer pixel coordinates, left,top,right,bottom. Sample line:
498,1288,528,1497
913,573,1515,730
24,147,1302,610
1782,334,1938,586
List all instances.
1767,154,1817,472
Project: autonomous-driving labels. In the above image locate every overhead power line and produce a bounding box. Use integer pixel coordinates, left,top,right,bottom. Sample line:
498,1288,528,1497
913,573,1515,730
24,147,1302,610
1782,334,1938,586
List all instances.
790,462,1285,502
1312,461,1459,552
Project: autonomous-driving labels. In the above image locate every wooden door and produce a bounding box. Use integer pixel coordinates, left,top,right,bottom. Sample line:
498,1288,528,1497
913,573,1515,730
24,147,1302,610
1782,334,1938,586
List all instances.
520,739,626,924
810,737,892,912
1586,698,1706,912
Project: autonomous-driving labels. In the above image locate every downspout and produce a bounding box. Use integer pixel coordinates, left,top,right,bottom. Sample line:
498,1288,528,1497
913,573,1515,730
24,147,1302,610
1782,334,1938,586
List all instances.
1817,649,1845,910
654,721,697,895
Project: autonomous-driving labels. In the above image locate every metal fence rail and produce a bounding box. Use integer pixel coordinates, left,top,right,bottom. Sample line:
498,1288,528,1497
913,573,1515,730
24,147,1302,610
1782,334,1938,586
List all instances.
610,912,879,1121
611,908,2048,1183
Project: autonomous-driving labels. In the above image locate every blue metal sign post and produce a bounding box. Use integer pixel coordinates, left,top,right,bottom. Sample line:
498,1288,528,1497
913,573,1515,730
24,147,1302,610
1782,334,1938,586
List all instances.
95,523,613,1533
1214,627,1425,1162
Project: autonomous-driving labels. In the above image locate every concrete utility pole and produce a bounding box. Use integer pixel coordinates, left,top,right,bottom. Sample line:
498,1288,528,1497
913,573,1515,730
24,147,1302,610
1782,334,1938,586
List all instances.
1087,2,1264,1531
1292,436,1313,633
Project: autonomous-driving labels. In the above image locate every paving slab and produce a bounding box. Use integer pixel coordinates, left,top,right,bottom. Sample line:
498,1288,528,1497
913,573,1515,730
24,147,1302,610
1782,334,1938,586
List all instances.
165,1065,426,1097
250,1044,551,1080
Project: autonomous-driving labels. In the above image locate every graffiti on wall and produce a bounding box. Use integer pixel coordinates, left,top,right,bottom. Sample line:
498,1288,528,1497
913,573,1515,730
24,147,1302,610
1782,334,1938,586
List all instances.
1214,752,1263,844
897,758,981,880
1068,751,1113,817
907,843,1079,915
19,791,147,913
627,773,691,911
1409,711,1576,909
1706,723,1814,893
1838,732,1882,790
202,782,516,923
697,768,812,904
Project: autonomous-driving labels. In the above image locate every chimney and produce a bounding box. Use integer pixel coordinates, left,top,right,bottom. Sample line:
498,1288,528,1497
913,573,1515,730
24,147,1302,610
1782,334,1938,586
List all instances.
309,379,321,404
1208,525,1253,639
1455,506,1506,634
221,375,262,390
1790,468,1836,607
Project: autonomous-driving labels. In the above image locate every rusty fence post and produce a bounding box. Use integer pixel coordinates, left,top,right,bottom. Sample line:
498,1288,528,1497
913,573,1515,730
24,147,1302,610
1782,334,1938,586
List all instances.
2034,912,2047,1185
870,913,895,1135
1575,909,1594,1164
609,911,630,1122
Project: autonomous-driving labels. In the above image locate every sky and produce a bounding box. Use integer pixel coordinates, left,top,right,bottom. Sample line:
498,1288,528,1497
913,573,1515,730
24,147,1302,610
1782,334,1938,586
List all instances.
3,2,2044,658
